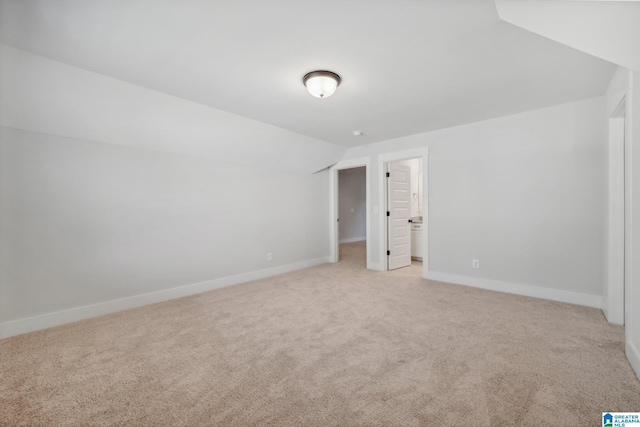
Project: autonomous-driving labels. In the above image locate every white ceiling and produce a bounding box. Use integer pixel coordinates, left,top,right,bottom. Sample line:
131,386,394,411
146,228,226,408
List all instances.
1,0,617,148
495,0,640,73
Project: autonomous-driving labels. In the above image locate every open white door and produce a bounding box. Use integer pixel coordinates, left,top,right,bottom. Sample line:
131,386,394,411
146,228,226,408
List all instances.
387,162,411,270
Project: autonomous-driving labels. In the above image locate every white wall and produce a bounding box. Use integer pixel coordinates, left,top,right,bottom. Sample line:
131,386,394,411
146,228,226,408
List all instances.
338,167,366,243
494,0,640,379
0,44,340,337
344,97,606,307
0,127,331,337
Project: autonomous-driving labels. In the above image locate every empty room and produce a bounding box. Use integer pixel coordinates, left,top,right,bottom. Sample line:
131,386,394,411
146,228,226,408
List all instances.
2,1,640,426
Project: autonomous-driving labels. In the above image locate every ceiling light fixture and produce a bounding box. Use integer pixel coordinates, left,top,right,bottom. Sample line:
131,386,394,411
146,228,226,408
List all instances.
303,70,341,98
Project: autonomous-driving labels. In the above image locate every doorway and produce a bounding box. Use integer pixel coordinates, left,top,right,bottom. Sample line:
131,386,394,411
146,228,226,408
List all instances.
378,147,429,275
386,158,424,271
337,167,367,267
328,157,372,268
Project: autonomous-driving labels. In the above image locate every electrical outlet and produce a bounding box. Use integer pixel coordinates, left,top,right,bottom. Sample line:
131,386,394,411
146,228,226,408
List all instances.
267,253,273,261
472,259,480,269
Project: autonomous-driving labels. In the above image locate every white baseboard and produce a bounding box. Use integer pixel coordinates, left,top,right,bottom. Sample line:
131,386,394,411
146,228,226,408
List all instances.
628,341,640,380
339,236,366,244
423,271,602,309
0,256,330,339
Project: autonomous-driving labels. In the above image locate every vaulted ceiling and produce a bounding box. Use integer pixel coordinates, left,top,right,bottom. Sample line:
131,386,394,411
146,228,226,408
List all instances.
1,0,617,148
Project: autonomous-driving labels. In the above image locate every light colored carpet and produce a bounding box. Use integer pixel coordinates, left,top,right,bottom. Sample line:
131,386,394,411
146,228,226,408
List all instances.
1,241,639,426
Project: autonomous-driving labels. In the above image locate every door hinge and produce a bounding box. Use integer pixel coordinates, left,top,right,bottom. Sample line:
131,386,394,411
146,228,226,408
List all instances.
387,211,390,216
386,172,390,177
387,250,391,256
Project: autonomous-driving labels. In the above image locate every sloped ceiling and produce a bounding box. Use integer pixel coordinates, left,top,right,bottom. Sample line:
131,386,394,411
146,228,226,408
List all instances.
0,46,346,174
1,0,617,151
495,0,640,73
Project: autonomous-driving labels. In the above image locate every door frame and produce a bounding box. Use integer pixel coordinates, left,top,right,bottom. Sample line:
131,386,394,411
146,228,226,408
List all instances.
329,157,372,268
379,147,430,276
606,97,627,325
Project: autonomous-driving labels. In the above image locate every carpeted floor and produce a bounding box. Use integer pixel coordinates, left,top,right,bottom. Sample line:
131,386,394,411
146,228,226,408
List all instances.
1,241,639,426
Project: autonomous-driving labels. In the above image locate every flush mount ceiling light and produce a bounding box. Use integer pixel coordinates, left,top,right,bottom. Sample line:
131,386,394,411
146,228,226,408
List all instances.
303,70,341,98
